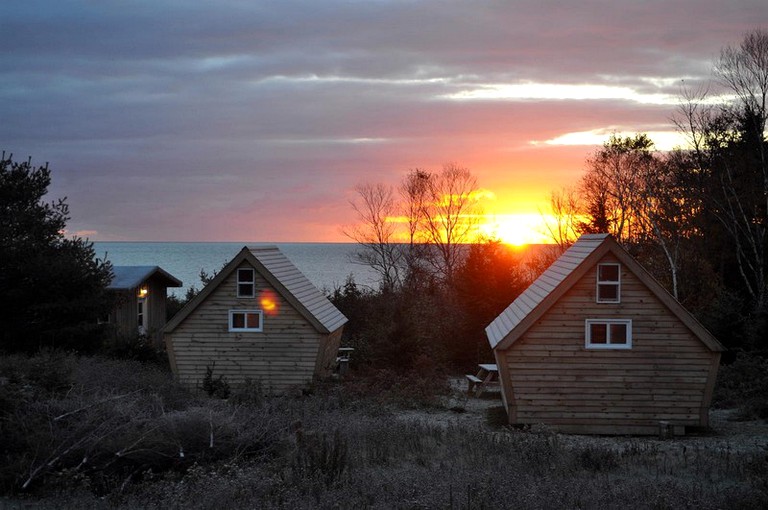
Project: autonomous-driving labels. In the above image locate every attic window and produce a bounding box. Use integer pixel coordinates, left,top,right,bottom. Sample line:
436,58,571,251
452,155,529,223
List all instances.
237,268,255,297
229,310,263,332
596,263,620,303
585,319,632,349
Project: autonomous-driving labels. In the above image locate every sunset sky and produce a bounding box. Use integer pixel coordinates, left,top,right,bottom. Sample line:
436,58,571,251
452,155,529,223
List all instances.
3,1,767,243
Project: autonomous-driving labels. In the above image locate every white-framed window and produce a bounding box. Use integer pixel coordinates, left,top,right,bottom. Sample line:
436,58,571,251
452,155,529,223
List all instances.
237,268,255,297
585,319,632,349
596,263,621,303
229,310,263,332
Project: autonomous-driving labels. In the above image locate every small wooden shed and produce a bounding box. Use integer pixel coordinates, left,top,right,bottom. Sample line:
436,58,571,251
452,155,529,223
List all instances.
107,266,182,346
163,246,348,394
486,234,724,435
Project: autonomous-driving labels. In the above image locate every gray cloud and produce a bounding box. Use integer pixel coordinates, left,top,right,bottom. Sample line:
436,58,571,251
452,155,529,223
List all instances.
2,0,767,240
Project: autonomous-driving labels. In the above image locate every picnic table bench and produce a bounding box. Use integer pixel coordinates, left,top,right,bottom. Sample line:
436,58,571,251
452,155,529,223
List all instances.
335,347,354,376
465,363,499,397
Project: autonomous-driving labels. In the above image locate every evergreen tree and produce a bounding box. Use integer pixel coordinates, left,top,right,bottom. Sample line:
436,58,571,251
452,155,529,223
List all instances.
0,152,113,352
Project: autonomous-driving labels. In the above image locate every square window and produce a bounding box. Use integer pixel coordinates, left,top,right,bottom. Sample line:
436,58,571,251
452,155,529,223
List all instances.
237,268,255,297
231,312,245,329
590,323,607,343
597,284,619,302
598,264,619,282
246,313,260,329
596,263,621,303
609,323,627,344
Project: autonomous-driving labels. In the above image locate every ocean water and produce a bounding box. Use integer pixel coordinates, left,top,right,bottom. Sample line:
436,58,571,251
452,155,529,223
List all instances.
93,242,379,296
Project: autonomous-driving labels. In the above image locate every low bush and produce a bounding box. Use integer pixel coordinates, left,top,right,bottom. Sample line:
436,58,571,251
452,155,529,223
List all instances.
201,364,231,399
100,333,168,364
229,378,265,406
714,352,768,420
341,364,451,410
0,353,289,496
3,352,768,509
0,349,76,396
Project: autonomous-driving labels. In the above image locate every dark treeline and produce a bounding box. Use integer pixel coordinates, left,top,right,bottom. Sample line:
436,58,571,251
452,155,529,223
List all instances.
336,161,559,372
339,29,768,372
551,29,768,353
330,242,540,373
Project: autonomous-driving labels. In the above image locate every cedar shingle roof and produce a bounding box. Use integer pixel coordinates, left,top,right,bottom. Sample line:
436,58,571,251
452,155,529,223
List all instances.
108,266,182,290
247,246,348,333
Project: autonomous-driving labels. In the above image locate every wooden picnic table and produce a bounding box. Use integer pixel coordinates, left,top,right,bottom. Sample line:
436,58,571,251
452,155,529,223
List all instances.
465,363,499,397
335,347,354,376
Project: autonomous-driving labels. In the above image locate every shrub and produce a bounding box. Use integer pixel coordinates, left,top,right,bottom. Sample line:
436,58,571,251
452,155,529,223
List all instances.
0,349,75,396
100,333,168,364
5,352,768,508
0,354,294,496
201,364,231,399
230,378,265,406
714,352,768,420
341,365,451,410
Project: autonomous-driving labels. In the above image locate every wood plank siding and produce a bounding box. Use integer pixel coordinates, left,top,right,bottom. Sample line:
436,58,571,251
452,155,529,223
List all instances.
502,253,718,434
167,264,324,393
163,246,346,395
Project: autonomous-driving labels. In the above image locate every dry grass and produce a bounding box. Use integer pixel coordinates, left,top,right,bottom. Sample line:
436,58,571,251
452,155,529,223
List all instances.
1,353,767,509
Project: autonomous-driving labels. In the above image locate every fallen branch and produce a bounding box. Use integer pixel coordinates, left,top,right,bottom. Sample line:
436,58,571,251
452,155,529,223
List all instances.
53,389,144,422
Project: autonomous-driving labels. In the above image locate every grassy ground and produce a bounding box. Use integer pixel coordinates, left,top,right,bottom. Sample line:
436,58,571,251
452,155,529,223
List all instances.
1,352,767,509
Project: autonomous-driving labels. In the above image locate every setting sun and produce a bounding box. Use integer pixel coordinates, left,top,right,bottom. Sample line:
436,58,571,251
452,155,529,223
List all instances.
480,213,551,246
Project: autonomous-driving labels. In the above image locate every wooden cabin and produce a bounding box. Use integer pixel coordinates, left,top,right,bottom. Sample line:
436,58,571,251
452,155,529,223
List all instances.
107,266,182,346
485,234,724,435
163,246,348,394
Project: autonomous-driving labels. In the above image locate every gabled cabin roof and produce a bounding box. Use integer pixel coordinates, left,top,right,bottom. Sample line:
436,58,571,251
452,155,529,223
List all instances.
163,246,347,335
485,233,724,352
108,266,182,290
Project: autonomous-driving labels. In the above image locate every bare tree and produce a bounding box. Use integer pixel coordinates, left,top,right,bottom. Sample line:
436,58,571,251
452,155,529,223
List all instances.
632,154,690,299
398,168,431,272
673,84,714,159
673,30,768,310
344,183,403,290
419,163,482,282
712,29,768,310
543,187,581,250
346,164,484,286
580,134,654,245
399,168,431,247
716,29,768,148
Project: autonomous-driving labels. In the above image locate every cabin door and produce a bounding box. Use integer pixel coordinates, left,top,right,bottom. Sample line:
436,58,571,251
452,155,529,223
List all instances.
137,298,148,335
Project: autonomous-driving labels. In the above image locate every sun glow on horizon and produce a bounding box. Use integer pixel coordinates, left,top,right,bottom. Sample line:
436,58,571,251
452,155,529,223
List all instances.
480,213,552,246
377,187,556,246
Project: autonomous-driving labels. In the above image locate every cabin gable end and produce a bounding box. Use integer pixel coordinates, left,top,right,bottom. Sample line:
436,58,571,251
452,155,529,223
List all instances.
487,235,723,435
